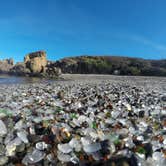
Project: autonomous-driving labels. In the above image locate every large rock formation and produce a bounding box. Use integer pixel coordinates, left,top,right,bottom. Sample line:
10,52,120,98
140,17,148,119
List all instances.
0,58,14,73
9,62,31,76
45,61,62,77
24,51,47,73
8,51,61,77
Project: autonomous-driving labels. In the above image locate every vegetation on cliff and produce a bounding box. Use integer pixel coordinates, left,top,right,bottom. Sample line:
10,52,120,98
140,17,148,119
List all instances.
54,56,166,76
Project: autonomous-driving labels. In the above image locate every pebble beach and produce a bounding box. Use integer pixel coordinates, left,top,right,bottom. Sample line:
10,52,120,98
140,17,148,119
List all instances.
0,74,166,166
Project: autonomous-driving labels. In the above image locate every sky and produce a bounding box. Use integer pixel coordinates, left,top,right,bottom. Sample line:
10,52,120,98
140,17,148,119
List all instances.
0,0,166,62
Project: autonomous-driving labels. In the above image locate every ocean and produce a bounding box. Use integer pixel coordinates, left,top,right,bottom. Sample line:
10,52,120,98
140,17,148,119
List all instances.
0,75,51,84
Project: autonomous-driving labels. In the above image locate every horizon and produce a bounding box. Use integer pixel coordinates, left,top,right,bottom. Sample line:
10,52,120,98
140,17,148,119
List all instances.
0,0,166,62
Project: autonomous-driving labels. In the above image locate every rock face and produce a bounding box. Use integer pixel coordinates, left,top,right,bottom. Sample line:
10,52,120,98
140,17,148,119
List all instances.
54,58,78,74
0,59,14,73
1,51,61,78
45,61,62,77
10,63,31,76
24,51,47,74
23,51,61,77
54,56,166,76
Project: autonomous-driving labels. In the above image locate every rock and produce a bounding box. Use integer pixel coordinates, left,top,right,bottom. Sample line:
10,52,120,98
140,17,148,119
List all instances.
0,120,7,137
46,61,62,77
0,58,14,73
17,131,29,143
161,95,166,102
1,51,61,78
57,152,71,162
0,75,165,165
83,142,102,153
6,137,22,156
57,90,65,100
69,138,82,152
58,143,73,154
10,62,31,76
0,156,8,165
36,142,48,150
22,149,45,165
24,51,47,74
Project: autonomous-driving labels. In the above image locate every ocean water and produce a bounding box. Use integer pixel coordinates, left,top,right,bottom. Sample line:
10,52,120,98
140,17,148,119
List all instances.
0,75,51,84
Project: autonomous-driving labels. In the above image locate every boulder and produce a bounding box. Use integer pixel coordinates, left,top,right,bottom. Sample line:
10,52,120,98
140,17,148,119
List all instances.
0,58,14,73
45,62,62,77
10,63,31,76
24,51,47,73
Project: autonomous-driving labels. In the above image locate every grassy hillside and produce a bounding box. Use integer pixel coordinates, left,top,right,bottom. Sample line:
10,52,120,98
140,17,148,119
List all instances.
54,56,166,76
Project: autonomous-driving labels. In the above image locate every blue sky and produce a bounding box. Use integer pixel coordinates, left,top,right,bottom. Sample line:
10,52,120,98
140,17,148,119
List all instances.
0,0,166,62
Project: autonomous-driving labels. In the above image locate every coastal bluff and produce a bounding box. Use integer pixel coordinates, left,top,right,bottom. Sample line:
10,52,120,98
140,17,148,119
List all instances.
0,51,61,78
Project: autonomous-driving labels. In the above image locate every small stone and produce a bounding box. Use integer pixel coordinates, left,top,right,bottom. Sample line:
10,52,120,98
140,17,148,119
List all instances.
83,143,102,153
14,120,24,130
36,142,48,150
26,149,45,164
57,151,71,162
58,143,73,154
69,138,82,152
161,95,166,102
152,152,163,161
0,120,7,137
0,144,5,155
0,156,8,166
57,90,65,99
139,111,145,118
17,131,29,143
163,138,166,145
6,143,16,156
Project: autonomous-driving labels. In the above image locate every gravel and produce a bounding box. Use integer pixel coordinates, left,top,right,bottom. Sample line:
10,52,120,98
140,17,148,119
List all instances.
0,74,165,166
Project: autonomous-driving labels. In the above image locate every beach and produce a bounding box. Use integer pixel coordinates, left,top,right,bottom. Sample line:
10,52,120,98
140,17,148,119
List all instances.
0,74,166,165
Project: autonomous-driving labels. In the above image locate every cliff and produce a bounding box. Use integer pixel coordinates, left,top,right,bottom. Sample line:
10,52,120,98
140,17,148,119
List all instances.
53,56,166,76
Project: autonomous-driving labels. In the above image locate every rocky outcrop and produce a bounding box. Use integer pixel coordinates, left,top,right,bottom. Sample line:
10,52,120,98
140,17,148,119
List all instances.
53,58,78,74
0,58,14,73
45,62,62,78
8,51,61,78
24,51,47,73
53,56,166,76
9,63,31,76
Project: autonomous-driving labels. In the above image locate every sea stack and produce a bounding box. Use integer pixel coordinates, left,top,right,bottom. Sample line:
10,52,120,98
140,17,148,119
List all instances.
24,51,47,74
